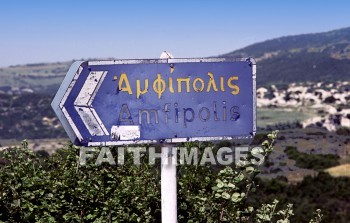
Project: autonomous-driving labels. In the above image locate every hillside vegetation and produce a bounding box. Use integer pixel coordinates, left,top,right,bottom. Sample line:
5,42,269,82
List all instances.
0,27,350,93
0,62,70,94
0,93,66,141
221,27,350,86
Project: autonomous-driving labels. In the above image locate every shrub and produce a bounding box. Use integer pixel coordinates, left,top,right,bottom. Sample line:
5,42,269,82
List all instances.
336,127,350,136
0,132,323,222
285,146,339,170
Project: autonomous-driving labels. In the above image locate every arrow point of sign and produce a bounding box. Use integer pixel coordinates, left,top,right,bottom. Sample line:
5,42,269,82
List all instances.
52,62,110,145
51,61,87,144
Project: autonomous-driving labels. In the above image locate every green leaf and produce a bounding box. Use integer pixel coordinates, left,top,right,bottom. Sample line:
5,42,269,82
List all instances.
262,140,269,146
231,192,242,203
222,192,230,199
216,179,224,188
215,193,221,198
227,183,236,188
234,173,245,182
246,166,255,174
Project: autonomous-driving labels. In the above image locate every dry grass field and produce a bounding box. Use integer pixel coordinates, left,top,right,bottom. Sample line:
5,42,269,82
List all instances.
326,164,350,177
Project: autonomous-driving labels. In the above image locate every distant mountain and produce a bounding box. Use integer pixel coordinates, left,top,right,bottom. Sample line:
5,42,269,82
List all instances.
220,27,350,86
1,27,350,92
0,62,70,94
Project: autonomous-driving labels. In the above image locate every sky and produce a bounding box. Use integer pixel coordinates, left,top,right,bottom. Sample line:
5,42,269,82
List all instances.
0,0,350,67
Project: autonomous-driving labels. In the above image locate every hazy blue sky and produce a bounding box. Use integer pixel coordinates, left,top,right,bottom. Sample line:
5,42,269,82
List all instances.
1,0,350,67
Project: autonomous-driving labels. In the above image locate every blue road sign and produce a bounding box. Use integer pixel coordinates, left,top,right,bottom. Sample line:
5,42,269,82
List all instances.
52,58,256,146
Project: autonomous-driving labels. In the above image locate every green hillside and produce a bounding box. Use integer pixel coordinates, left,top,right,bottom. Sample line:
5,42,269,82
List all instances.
221,27,350,86
0,62,70,94
1,27,350,92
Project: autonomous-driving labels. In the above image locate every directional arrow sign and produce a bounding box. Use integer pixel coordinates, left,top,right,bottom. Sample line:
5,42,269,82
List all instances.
52,58,256,146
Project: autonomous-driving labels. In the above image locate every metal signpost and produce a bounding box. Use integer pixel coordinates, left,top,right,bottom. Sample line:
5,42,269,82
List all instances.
52,56,256,222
